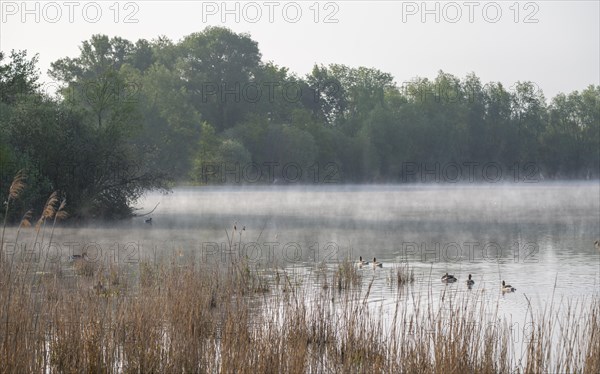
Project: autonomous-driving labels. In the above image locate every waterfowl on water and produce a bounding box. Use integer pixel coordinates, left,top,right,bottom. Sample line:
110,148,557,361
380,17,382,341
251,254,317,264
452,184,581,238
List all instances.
442,273,457,282
595,240,600,250
442,273,457,283
502,280,516,292
372,258,382,268
466,274,475,286
356,256,369,267
145,217,152,223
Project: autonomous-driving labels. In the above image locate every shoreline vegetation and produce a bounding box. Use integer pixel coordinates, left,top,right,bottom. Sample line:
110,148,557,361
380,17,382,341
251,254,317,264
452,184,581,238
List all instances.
1,247,598,373
1,26,599,219
1,176,599,373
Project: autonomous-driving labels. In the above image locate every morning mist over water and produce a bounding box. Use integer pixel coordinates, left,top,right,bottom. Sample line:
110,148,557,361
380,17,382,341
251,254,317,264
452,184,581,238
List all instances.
1,1,599,372
40,181,600,303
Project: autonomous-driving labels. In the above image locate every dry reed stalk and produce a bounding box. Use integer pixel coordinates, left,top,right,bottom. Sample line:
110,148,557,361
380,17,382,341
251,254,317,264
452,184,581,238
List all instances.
1,247,598,373
1,170,26,264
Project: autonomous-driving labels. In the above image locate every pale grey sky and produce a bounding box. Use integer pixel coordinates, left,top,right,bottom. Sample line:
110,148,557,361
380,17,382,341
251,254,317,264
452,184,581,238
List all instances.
1,0,598,99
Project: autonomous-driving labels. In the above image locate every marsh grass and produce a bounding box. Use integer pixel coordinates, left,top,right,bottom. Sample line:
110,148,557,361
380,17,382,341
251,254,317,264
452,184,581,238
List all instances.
1,175,598,373
0,170,26,263
1,248,599,373
391,262,415,285
333,258,361,291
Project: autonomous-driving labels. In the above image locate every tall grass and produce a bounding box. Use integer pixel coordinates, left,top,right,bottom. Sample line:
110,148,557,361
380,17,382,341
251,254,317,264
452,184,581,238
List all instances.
391,262,415,285
1,174,598,373
1,249,598,373
0,170,26,263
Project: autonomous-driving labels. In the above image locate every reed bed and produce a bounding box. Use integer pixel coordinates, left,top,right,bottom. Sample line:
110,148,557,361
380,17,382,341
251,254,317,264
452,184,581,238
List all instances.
1,249,599,373
1,174,598,373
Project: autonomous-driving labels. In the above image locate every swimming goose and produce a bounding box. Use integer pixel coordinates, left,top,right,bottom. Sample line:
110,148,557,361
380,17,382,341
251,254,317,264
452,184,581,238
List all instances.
501,280,516,292
466,274,475,286
595,240,599,250
356,256,369,267
441,273,457,283
372,257,382,268
145,217,152,223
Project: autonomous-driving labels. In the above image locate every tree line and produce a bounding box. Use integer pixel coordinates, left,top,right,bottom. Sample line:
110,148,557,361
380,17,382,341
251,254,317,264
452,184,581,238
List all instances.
1,26,598,219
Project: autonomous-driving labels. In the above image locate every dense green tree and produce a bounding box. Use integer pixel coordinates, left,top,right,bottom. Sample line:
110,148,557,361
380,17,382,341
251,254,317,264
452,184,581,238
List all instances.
151,36,180,69
305,64,347,125
191,122,220,182
543,86,600,178
262,123,317,181
224,114,269,164
2,27,599,223
2,49,169,220
511,81,548,163
179,27,262,131
128,39,155,72
482,82,515,165
0,50,40,104
127,63,201,179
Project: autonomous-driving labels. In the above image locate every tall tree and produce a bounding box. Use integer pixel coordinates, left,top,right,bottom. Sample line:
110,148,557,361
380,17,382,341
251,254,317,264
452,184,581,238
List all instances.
179,27,262,131
0,50,40,104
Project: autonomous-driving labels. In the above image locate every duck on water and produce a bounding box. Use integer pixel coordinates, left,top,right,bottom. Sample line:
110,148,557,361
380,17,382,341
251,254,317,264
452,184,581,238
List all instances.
502,280,516,292
442,273,457,283
372,258,382,268
466,274,475,286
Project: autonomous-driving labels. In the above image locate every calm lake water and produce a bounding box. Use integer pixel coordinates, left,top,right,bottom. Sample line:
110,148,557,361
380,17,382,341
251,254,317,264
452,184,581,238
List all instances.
8,182,600,335
138,182,600,293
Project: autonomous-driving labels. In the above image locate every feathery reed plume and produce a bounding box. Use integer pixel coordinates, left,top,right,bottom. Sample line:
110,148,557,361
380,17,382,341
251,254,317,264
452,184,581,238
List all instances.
42,191,59,220
20,209,33,228
28,191,59,286
55,199,68,221
1,170,27,264
42,195,66,272
48,197,67,247
35,194,67,338
35,191,59,231
8,170,26,200
1,170,27,359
